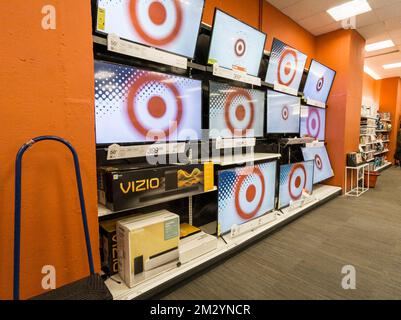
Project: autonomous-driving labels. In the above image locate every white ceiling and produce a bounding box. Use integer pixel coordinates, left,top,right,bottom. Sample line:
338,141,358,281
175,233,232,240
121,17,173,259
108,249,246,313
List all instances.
267,0,401,79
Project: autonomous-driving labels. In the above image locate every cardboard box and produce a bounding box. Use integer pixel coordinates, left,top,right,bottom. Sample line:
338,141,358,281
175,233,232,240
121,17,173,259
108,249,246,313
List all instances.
179,231,218,264
98,163,214,212
117,210,180,288
99,218,119,276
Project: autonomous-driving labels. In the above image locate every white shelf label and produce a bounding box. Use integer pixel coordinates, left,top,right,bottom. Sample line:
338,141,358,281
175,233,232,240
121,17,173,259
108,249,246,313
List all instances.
212,64,261,86
305,141,324,148
215,137,256,150
107,34,188,70
306,98,326,109
107,143,186,160
274,82,298,96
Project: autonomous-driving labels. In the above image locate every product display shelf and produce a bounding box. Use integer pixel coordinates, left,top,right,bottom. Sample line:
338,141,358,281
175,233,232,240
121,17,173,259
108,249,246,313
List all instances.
375,162,392,172
200,153,281,167
104,184,341,300
374,150,389,156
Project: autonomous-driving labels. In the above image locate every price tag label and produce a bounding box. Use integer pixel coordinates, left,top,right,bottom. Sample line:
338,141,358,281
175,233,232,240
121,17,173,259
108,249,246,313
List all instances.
106,143,186,160
212,64,261,86
306,98,326,108
274,82,298,96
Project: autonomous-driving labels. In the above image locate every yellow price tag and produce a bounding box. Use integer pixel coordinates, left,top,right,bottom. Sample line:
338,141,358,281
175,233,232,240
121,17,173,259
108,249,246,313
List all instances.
97,8,106,31
203,162,214,192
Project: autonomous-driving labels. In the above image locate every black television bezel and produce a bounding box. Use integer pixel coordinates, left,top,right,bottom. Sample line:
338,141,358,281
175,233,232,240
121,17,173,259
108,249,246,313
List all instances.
94,59,204,147
207,8,267,77
93,0,206,60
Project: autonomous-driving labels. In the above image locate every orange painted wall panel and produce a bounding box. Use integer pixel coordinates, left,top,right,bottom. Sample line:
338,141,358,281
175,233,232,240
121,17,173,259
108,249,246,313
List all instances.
362,73,381,107
0,1,99,299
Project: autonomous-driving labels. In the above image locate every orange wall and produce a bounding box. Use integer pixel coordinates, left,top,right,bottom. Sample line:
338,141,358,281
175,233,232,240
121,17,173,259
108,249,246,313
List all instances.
0,0,99,299
362,73,381,107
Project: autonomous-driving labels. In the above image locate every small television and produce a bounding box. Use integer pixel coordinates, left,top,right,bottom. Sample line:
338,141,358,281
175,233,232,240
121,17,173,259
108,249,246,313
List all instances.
299,105,326,141
302,145,334,184
94,60,202,144
218,162,277,235
208,9,267,77
266,89,301,134
265,38,307,92
279,161,314,208
209,81,265,139
94,0,205,59
303,60,336,105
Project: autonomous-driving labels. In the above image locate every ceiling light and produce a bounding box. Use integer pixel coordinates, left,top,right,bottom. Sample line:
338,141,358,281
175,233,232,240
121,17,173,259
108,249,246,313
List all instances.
364,65,381,80
365,40,395,52
383,62,401,69
327,0,372,21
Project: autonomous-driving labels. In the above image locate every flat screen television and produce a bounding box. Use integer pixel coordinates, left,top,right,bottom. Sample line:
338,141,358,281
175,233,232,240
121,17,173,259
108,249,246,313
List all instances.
94,60,202,144
218,161,277,235
266,89,301,134
209,81,265,139
301,145,334,184
279,161,314,208
303,60,336,105
265,38,307,92
95,0,205,59
208,9,267,76
299,105,326,141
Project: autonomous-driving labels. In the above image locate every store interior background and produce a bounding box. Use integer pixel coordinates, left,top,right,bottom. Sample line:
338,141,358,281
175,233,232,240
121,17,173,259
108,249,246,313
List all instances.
0,0,400,299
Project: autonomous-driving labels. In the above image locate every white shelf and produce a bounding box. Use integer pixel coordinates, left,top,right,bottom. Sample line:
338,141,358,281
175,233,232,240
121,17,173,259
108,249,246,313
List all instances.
374,150,389,156
104,184,341,300
361,115,377,120
198,153,281,167
376,130,391,133
374,162,392,172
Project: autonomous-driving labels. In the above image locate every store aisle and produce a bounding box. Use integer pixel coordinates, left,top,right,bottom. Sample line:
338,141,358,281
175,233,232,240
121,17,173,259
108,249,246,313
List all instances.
160,167,401,300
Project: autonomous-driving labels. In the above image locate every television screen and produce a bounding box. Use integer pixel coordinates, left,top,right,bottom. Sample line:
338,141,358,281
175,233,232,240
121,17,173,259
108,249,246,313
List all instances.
209,81,265,139
303,60,336,105
218,162,277,235
279,161,314,208
266,89,301,134
265,38,307,92
95,0,204,59
301,146,334,184
208,9,266,76
299,105,326,141
94,60,202,144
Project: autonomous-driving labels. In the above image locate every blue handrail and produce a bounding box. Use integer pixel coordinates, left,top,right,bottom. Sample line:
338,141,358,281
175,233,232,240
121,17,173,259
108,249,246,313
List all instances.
13,136,95,300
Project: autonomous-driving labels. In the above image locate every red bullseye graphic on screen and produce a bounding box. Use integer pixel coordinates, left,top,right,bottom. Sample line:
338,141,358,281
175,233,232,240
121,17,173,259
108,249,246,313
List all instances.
281,106,289,120
288,163,307,200
315,154,323,170
235,39,246,57
306,108,321,138
129,0,183,46
224,88,255,136
278,49,298,86
316,77,324,92
234,167,265,220
126,73,183,139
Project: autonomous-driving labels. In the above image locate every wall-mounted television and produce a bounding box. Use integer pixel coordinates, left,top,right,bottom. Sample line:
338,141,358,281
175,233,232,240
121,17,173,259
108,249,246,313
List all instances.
265,38,307,92
301,145,334,184
95,0,205,59
303,60,336,105
208,9,267,76
279,161,314,208
266,89,301,134
209,81,265,139
94,60,202,144
218,162,277,235
299,105,326,141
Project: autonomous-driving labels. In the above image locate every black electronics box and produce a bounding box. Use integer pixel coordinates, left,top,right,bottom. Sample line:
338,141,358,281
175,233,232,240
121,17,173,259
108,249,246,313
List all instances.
99,218,119,276
98,163,214,212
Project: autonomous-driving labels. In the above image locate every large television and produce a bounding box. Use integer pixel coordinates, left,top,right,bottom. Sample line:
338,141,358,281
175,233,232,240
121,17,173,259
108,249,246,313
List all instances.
209,81,265,139
301,145,334,184
279,161,314,208
95,0,205,59
94,60,202,144
208,9,267,77
218,162,277,235
303,60,336,105
265,38,307,92
266,89,301,134
299,105,326,141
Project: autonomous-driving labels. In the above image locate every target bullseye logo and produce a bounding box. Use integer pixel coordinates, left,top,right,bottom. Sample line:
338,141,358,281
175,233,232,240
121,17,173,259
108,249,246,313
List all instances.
277,49,298,86
235,39,246,57
315,154,323,170
234,167,265,220
316,77,324,92
126,73,183,138
281,106,289,120
288,163,307,200
129,0,183,46
306,108,321,138
224,88,255,136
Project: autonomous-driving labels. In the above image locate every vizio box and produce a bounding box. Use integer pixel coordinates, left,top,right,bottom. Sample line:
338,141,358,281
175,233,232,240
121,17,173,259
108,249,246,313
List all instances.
97,163,214,212
117,210,180,288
